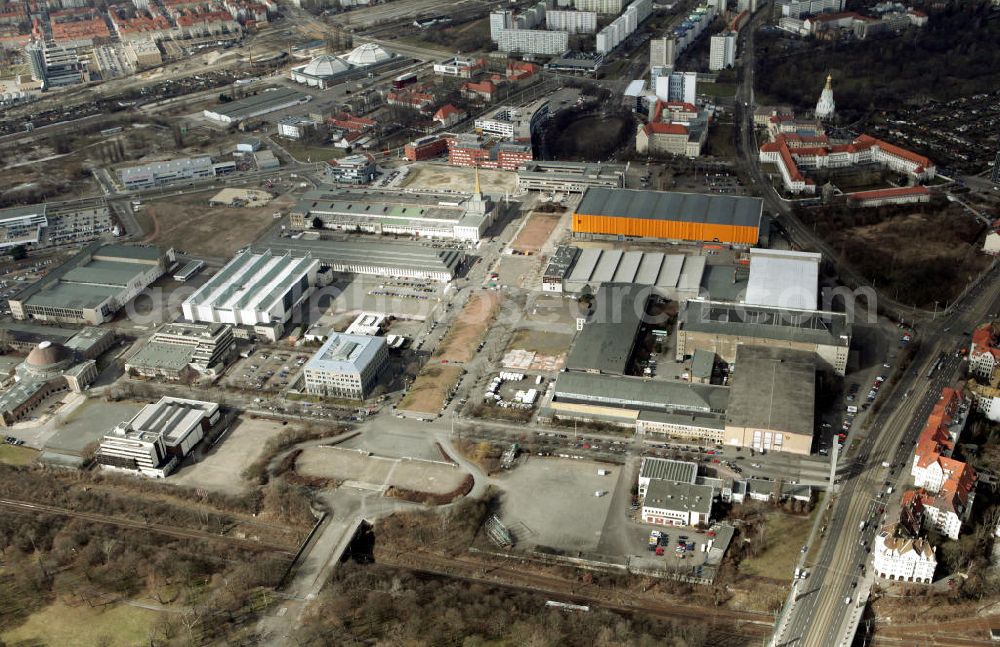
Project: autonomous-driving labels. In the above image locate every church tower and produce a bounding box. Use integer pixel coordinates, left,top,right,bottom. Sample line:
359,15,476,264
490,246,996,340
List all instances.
815,74,836,120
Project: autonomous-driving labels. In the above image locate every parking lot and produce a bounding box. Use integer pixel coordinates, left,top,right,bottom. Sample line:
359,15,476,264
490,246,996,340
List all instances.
495,457,619,553
169,415,292,493
222,348,311,393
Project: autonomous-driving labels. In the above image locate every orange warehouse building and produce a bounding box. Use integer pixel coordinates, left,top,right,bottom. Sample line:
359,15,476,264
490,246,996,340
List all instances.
572,188,763,246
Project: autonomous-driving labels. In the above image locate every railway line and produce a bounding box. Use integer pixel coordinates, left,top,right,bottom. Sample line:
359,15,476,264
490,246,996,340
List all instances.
378,549,774,643
0,498,298,558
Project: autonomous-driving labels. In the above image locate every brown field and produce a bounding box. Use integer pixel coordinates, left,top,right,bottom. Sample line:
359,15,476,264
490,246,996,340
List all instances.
506,328,574,357
512,212,562,254
136,189,296,258
433,291,502,363
398,364,464,414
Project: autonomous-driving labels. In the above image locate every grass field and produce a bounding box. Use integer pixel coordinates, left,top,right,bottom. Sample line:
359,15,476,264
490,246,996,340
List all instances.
739,510,815,579
699,82,737,98
434,292,501,364
2,600,161,647
0,444,38,466
512,212,562,254
398,364,464,414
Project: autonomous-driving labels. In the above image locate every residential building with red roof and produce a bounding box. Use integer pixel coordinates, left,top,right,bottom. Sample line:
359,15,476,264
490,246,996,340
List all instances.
461,80,498,102
872,499,936,583
847,186,930,208
328,112,377,134
433,104,466,128
386,90,434,111
969,322,1000,383
907,385,976,539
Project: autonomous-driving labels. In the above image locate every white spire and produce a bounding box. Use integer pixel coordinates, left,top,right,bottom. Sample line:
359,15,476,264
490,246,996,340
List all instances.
816,73,835,120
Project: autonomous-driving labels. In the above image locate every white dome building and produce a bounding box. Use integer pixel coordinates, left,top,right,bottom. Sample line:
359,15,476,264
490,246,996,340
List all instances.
303,54,351,78
290,53,354,89
344,43,393,67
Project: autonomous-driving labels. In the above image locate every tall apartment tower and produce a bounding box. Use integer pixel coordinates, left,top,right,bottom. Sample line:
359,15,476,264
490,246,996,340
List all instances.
709,32,736,71
490,10,514,40
650,37,676,70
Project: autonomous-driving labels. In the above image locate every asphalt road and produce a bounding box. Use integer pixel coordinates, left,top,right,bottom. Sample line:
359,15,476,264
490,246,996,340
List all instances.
774,262,1000,646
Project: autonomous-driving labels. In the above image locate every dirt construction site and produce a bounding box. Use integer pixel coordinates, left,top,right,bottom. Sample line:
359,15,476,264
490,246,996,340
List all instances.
136,188,297,258
294,446,468,494
434,291,502,363
398,364,464,414
510,211,564,255
398,163,518,195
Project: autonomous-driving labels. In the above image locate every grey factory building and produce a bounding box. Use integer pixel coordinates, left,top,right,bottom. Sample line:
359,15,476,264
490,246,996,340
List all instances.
203,87,313,124
543,371,729,442
564,283,651,376
253,238,464,282
516,161,627,193
724,345,817,456
676,299,851,375
8,243,173,325
542,245,706,299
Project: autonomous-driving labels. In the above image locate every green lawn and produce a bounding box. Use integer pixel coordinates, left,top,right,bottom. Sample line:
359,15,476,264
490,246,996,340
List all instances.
739,509,815,579
0,444,38,466
2,600,162,647
699,82,737,98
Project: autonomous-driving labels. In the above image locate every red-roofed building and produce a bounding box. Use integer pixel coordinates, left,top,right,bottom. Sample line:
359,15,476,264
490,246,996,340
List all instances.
404,134,448,162
461,80,497,102
969,323,1000,383
433,104,466,128
908,385,977,539
637,100,708,158
506,60,539,81
328,112,377,134
387,90,435,111
759,128,935,196
847,186,931,208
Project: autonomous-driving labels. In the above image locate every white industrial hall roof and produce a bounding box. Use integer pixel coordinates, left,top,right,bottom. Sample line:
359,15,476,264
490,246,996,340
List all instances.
744,248,821,311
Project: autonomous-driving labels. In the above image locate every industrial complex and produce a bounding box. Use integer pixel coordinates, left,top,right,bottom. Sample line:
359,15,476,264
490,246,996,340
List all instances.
8,243,173,325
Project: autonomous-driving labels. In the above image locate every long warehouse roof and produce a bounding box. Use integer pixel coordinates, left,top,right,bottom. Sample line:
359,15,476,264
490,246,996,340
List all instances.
575,188,763,228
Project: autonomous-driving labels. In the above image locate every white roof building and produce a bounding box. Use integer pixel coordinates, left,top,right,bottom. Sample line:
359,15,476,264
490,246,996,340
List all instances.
344,43,393,66
744,248,821,311
182,249,318,335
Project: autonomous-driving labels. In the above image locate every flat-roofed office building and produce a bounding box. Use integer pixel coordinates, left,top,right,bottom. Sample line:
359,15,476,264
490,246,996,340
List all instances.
95,397,221,478
303,333,389,400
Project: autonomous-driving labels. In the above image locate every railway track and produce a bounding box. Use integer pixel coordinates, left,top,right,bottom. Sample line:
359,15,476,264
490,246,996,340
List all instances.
0,498,297,558
378,549,773,643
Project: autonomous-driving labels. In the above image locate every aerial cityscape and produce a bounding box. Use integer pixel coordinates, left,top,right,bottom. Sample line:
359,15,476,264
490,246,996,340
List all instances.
0,0,998,644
